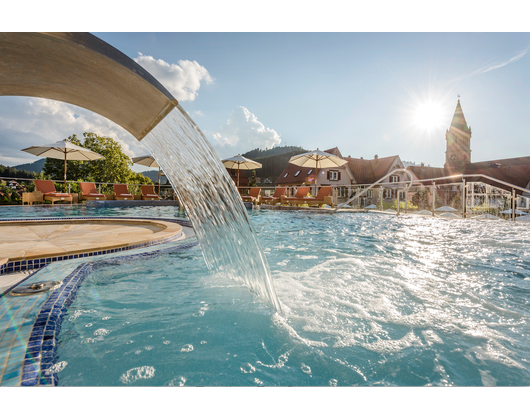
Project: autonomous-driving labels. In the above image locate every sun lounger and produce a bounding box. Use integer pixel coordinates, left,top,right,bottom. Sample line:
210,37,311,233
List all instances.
141,185,160,201
291,186,334,208
79,182,106,201
280,186,311,205
260,187,287,205
113,184,134,200
241,187,261,204
34,179,73,204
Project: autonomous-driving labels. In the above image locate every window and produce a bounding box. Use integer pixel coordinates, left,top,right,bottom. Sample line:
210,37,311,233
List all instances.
329,171,339,181
384,189,395,199
366,189,373,198
307,169,313,175
294,170,301,177
284,173,289,178
399,191,405,200
390,175,400,183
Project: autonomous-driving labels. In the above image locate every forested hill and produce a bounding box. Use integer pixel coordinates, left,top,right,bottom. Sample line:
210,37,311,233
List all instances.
13,158,46,173
241,146,308,182
242,146,306,160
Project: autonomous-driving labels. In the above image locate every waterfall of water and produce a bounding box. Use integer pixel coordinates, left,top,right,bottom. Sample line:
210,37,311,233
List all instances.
142,105,282,312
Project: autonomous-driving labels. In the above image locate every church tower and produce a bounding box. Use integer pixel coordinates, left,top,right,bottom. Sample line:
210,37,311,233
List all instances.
445,99,472,169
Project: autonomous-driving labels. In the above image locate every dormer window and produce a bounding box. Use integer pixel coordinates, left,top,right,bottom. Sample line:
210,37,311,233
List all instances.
390,175,400,183
284,173,289,178
307,169,313,175
294,170,301,176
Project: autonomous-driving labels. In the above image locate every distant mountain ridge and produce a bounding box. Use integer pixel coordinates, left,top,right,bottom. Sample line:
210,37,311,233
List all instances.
241,145,308,182
13,158,46,173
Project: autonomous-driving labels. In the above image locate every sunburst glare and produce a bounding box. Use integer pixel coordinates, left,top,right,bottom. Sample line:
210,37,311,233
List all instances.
411,100,447,133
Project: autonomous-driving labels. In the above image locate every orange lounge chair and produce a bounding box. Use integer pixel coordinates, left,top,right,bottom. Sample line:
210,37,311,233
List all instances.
290,186,334,208
280,186,310,205
141,185,160,201
241,187,261,204
113,184,134,200
34,179,72,204
79,182,106,201
260,187,287,205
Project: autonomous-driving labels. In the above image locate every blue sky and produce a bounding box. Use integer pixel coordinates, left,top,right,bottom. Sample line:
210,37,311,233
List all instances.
1,32,530,171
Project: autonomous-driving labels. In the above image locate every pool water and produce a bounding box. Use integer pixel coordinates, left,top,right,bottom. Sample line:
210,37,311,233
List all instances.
0,204,187,220
40,209,530,386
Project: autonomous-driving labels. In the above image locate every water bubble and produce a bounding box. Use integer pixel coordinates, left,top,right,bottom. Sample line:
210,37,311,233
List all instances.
163,341,171,345
102,317,111,320
240,363,256,374
254,378,263,385
329,379,338,386
85,323,92,327
301,363,312,375
94,328,110,336
135,350,142,355
181,344,194,352
168,376,186,386
200,341,207,345
46,361,68,374
119,366,155,384
126,340,134,344
145,346,154,351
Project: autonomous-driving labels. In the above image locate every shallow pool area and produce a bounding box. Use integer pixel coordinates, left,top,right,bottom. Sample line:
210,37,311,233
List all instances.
37,209,530,386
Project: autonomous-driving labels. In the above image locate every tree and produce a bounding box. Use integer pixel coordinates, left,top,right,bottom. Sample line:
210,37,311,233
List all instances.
249,170,257,187
42,132,153,193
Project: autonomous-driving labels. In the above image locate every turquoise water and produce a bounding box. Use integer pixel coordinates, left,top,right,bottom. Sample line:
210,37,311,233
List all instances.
0,204,187,220
2,207,530,385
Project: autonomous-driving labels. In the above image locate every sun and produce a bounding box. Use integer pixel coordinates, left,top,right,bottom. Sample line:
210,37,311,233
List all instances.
412,100,446,132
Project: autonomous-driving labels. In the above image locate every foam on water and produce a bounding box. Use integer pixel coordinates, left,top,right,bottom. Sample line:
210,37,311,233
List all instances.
142,105,281,311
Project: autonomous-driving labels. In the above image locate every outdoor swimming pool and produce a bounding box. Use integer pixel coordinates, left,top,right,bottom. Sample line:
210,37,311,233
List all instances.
2,206,530,385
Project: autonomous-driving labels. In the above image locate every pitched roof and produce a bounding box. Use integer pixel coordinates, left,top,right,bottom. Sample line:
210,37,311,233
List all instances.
345,155,399,184
324,147,343,158
408,157,530,193
450,100,471,133
275,163,317,184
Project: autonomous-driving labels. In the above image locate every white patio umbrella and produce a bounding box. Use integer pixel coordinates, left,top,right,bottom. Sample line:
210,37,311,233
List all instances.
364,204,377,209
438,212,460,218
500,209,527,215
435,205,458,212
132,155,164,195
21,139,104,193
222,154,262,187
288,149,348,190
473,213,503,220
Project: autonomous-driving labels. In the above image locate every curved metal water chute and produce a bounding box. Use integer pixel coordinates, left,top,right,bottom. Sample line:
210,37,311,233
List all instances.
0,33,283,312
0,32,177,140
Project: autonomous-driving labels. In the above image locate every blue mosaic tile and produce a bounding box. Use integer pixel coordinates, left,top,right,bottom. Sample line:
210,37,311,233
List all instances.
21,378,38,386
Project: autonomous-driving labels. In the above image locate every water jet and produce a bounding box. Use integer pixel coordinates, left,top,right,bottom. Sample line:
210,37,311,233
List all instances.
0,32,281,311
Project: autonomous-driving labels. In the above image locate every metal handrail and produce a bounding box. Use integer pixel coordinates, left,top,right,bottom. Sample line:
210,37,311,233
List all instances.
333,168,414,213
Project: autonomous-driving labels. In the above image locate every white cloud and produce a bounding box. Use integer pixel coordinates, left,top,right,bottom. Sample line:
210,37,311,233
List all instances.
134,53,213,102
0,97,150,166
449,46,529,83
193,110,204,117
212,107,281,156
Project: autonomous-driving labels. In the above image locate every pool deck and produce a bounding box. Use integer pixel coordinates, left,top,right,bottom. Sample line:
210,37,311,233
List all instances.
0,218,182,263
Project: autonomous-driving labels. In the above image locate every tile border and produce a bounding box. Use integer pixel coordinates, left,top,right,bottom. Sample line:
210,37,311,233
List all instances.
17,237,198,386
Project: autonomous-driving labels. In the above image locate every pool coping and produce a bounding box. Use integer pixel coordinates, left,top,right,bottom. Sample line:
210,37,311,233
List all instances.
0,217,189,276
0,217,198,387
